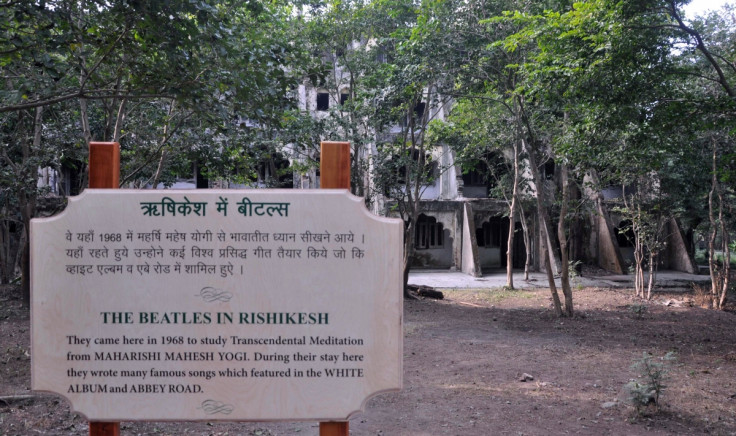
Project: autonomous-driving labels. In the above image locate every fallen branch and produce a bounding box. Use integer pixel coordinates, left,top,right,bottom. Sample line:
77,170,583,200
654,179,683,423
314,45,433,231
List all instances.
408,285,444,299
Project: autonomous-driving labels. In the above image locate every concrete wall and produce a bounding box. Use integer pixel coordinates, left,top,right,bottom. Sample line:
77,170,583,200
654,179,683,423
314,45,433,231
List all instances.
478,247,502,269
412,225,455,268
463,186,488,198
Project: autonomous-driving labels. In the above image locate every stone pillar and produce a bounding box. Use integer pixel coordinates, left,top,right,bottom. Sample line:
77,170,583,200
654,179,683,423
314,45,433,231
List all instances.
461,202,482,277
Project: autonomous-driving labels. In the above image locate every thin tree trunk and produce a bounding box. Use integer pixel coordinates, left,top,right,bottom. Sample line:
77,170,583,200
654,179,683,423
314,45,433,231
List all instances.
516,96,562,315
113,98,127,143
635,239,644,298
506,204,516,289
708,140,721,309
506,101,524,288
716,185,729,309
519,205,531,281
506,147,519,289
646,252,656,300
403,224,415,299
150,100,177,188
20,106,44,306
719,207,730,309
522,140,562,316
557,164,573,317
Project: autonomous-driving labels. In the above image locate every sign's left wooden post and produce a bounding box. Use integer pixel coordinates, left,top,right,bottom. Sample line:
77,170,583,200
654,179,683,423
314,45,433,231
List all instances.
88,141,120,436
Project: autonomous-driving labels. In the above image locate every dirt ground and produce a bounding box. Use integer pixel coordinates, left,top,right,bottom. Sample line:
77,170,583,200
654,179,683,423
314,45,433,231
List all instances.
2,283,736,436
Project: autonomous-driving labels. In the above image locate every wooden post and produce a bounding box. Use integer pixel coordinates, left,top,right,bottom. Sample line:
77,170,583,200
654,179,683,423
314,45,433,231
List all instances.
85,141,349,436
320,421,349,436
88,141,121,436
89,142,120,189
319,140,350,436
320,141,350,190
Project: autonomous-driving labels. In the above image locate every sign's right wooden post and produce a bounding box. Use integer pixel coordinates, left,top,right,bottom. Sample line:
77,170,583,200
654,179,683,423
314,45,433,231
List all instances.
319,141,351,436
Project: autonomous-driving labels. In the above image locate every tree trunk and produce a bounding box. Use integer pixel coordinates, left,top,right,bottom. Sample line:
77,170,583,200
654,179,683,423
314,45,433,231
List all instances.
506,102,524,289
719,204,730,309
515,96,563,314
646,251,656,300
20,106,44,306
0,213,16,284
113,98,127,143
150,100,177,189
557,164,573,317
634,236,644,298
505,147,519,289
522,139,562,316
716,181,729,309
403,217,416,299
519,205,531,281
708,140,722,309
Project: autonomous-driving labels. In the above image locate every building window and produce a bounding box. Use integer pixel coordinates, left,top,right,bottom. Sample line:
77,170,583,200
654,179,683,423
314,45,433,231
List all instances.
316,92,330,111
340,91,350,105
615,220,635,247
461,151,507,188
395,149,437,184
256,152,293,188
544,159,555,180
415,214,444,250
476,217,502,248
463,168,486,187
403,102,426,127
414,102,426,121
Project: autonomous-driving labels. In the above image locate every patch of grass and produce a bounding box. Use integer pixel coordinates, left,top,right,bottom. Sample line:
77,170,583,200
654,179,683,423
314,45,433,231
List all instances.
445,287,536,303
695,249,736,267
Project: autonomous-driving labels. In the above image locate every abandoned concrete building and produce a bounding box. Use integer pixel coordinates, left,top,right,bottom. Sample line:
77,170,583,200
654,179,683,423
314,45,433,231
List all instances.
282,49,698,277
33,49,698,279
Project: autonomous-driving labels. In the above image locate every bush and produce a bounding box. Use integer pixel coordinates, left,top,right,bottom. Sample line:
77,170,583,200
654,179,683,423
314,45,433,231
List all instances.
622,352,676,415
628,304,648,319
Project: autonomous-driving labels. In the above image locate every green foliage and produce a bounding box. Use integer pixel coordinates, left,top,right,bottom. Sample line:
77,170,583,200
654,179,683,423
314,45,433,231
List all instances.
627,304,648,319
1,0,734,299
623,351,676,415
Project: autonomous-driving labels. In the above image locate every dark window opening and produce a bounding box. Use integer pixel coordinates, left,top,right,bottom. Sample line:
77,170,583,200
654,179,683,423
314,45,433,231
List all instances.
257,152,293,188
461,152,506,188
463,168,486,187
340,92,350,105
316,92,330,111
195,161,209,189
544,159,555,180
397,150,434,184
415,214,444,250
615,220,635,248
477,217,503,248
61,161,83,196
414,102,426,122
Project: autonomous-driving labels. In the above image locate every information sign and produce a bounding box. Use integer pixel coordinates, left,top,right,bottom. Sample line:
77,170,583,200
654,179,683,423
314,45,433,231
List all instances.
31,189,402,421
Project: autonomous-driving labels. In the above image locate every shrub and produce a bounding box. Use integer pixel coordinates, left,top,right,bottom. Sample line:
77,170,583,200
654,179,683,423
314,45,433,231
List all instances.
628,303,648,319
622,351,676,415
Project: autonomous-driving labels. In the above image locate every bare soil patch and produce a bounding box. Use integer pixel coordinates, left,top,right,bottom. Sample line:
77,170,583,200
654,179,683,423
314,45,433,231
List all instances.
2,284,736,435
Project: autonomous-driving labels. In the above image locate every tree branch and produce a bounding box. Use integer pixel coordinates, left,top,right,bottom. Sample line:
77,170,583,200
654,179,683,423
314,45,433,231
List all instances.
667,0,735,98
0,91,177,113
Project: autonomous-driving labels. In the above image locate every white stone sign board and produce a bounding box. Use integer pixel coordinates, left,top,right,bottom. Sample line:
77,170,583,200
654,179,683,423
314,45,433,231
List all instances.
31,190,402,421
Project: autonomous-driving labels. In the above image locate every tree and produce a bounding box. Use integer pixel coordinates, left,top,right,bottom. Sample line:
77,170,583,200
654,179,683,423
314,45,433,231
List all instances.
0,0,307,303
666,3,735,309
